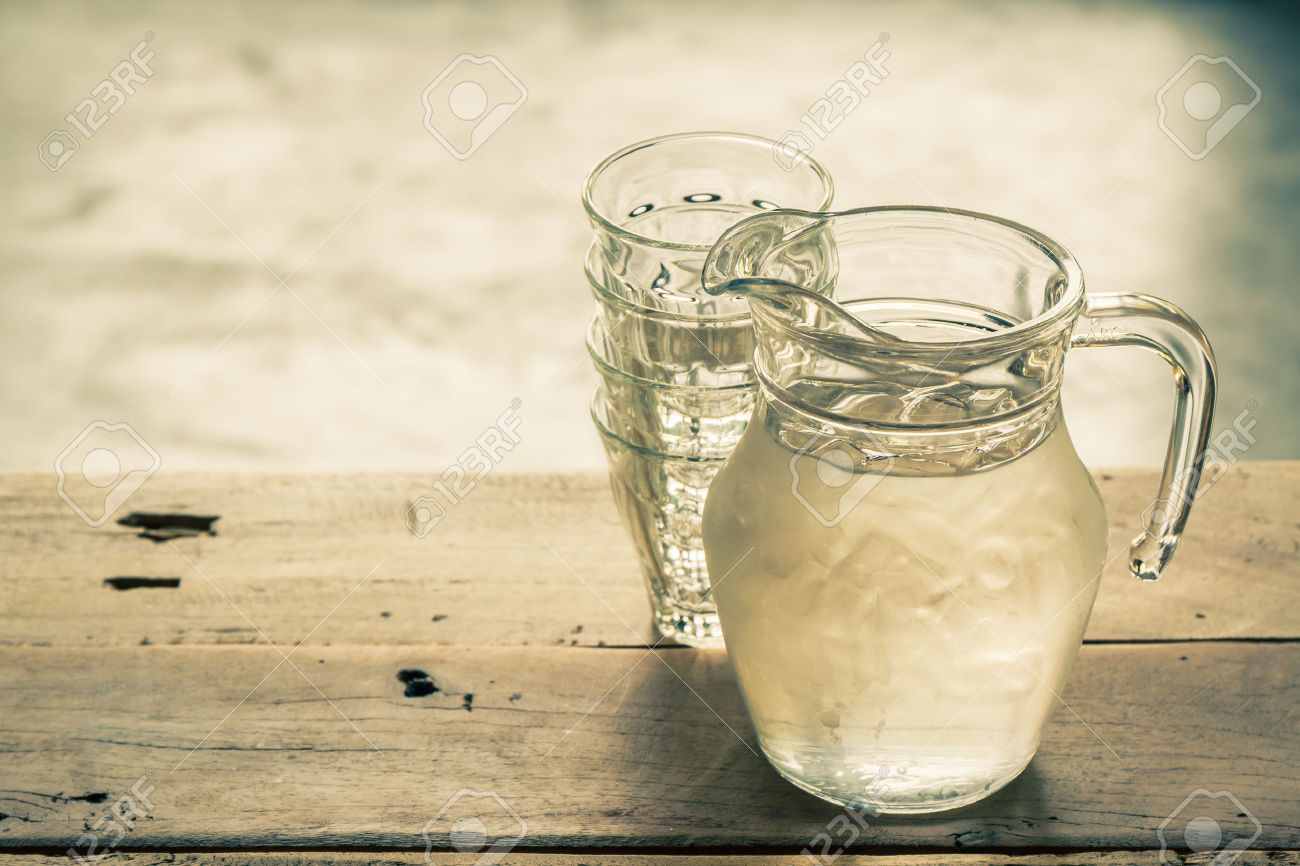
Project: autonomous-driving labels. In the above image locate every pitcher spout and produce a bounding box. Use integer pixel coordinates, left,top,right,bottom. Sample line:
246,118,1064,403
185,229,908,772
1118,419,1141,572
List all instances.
702,209,838,297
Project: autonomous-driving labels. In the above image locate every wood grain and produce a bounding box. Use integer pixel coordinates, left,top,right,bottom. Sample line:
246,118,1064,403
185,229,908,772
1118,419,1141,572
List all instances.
1,463,1296,649
0,854,1297,865
0,643,1295,851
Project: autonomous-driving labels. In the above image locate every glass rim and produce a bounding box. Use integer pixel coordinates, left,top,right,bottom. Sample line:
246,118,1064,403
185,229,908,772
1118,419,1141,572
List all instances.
581,131,835,253
585,315,754,392
702,204,1087,348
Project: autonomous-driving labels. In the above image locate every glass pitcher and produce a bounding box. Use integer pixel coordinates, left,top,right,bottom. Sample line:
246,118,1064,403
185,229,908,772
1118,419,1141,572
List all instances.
699,206,1216,813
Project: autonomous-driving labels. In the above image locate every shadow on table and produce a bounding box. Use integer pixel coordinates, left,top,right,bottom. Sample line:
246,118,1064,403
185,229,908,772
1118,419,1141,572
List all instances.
588,646,1064,847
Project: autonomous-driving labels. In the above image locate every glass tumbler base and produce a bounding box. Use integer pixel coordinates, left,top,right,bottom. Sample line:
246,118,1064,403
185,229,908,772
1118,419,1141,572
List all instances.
650,600,724,647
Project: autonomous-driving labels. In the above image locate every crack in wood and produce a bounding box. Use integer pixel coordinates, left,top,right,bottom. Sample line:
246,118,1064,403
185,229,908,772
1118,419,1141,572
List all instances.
0,790,107,804
116,512,219,542
103,577,182,591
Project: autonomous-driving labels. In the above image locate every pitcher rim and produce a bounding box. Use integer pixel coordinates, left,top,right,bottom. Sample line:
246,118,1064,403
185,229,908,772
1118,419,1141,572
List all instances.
703,204,1087,348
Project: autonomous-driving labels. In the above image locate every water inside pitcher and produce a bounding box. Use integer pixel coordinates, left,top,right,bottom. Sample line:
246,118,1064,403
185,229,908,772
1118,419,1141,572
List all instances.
699,206,1216,812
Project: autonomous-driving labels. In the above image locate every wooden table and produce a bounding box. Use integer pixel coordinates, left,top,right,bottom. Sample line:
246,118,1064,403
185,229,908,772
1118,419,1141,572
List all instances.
1,464,1296,865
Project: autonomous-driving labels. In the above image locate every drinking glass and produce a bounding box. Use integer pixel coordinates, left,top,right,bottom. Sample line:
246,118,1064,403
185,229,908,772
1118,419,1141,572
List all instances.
582,133,832,645
591,385,730,645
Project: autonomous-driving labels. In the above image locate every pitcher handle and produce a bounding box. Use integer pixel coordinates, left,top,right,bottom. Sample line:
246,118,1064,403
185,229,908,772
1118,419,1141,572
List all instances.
1071,292,1217,581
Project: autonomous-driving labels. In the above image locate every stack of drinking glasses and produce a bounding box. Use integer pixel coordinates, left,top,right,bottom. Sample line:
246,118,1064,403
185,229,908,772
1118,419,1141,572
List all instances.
580,132,833,646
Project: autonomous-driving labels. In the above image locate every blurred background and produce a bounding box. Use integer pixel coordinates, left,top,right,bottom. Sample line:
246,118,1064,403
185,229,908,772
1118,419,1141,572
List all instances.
2,0,1296,473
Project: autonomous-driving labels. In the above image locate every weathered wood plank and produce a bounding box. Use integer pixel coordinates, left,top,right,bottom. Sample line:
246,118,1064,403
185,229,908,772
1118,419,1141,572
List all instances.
0,464,1296,648
0,643,1295,850
1,853,1297,865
